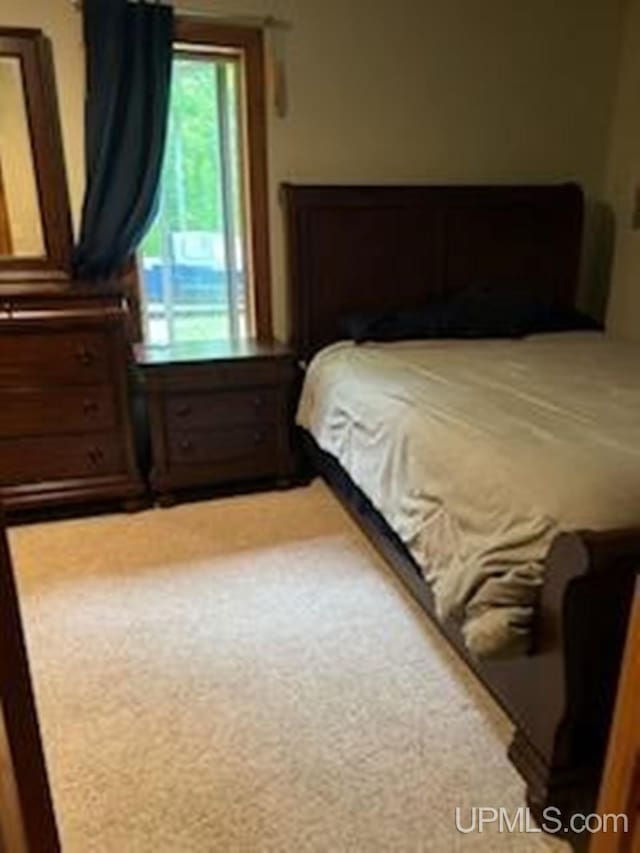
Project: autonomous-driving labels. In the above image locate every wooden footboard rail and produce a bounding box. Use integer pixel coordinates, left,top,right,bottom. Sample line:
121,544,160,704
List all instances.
302,432,640,836
500,529,640,825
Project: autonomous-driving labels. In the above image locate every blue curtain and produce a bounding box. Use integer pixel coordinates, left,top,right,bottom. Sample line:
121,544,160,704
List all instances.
74,0,173,280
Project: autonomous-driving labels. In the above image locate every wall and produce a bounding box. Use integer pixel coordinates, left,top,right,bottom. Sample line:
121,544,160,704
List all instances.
605,0,640,341
0,0,627,338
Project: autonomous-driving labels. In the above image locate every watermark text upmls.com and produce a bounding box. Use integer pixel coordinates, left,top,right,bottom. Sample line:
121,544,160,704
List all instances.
455,806,628,835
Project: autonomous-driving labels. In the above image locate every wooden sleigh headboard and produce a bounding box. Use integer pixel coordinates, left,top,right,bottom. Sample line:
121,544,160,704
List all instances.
282,183,584,359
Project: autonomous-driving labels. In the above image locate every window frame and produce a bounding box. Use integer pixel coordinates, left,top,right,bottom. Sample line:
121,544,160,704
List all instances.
138,18,273,343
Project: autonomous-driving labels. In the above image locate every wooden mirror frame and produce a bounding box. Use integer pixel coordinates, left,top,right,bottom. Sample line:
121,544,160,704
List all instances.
0,28,73,282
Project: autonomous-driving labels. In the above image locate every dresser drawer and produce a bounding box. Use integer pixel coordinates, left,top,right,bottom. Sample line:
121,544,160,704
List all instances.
0,433,125,486
0,330,110,386
168,426,278,468
0,387,116,437
165,388,279,430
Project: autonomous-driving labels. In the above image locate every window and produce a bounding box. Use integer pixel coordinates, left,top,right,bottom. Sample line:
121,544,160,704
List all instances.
140,22,271,345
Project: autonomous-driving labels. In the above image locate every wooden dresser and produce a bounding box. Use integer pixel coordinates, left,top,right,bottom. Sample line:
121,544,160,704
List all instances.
136,340,296,505
0,286,145,515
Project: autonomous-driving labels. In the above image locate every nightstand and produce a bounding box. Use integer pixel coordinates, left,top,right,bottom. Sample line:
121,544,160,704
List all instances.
135,340,297,506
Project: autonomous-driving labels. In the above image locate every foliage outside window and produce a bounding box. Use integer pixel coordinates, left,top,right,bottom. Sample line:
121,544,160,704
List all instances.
141,53,251,345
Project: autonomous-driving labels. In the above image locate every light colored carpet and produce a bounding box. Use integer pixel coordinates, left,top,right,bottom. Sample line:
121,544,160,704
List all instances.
10,481,565,852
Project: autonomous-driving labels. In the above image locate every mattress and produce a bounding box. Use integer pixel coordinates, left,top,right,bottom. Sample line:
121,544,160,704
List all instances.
296,332,640,658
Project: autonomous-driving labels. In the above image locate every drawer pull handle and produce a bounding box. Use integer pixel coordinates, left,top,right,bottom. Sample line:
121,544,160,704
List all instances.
83,399,99,415
76,345,96,366
176,404,192,418
254,395,264,408
179,439,194,453
254,430,265,443
88,446,105,466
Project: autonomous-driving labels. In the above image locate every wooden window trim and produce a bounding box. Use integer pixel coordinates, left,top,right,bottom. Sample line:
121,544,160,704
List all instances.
169,18,273,341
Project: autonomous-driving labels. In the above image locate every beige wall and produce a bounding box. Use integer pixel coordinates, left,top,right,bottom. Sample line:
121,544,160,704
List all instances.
605,0,640,341
0,0,627,338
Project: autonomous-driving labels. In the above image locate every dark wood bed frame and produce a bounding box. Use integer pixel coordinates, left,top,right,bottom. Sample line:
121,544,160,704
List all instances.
282,183,640,830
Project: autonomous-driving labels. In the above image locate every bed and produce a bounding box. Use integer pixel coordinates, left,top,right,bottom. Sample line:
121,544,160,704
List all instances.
283,183,640,828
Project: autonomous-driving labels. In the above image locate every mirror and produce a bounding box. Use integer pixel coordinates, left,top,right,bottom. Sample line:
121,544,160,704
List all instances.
0,29,73,282
0,56,46,258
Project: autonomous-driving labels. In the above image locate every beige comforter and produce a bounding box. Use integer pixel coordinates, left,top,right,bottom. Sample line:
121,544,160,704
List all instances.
297,333,640,658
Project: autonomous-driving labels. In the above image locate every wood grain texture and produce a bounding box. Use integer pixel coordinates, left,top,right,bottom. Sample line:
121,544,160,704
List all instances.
0,509,60,851
138,340,296,504
592,578,640,853
0,160,13,257
0,705,27,853
283,183,584,359
0,29,73,283
0,287,145,516
174,18,273,340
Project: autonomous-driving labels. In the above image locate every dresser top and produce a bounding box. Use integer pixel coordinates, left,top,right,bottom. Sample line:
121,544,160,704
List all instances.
0,280,125,299
135,338,292,368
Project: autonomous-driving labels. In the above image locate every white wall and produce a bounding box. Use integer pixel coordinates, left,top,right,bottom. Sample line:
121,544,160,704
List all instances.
0,0,628,338
605,0,640,341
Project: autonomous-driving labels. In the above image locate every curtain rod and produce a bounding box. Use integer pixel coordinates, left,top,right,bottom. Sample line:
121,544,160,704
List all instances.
70,1,290,29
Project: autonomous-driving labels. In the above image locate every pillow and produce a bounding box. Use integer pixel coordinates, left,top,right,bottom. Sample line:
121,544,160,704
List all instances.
340,306,446,343
442,286,602,337
437,287,532,338
340,287,601,344
524,303,602,335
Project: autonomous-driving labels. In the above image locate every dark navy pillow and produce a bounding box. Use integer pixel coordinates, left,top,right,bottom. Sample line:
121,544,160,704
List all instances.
340,287,601,344
340,306,447,343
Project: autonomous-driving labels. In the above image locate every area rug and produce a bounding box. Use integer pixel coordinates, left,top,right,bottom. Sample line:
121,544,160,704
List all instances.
10,481,564,851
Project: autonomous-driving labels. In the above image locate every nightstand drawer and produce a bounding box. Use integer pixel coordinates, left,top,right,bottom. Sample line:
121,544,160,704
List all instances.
137,340,296,502
152,360,285,392
0,330,110,386
166,388,279,430
0,433,125,486
198,360,282,389
168,426,278,467
0,387,116,437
